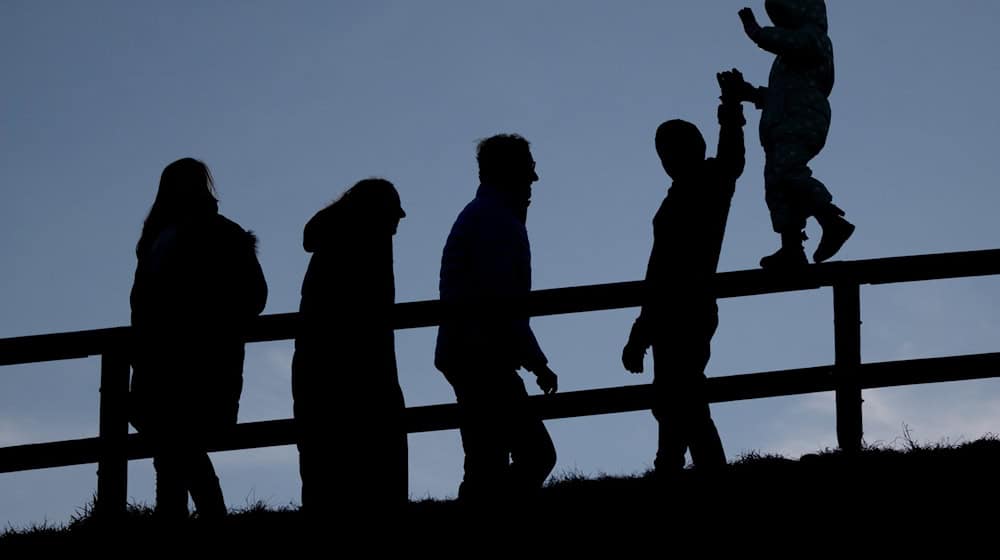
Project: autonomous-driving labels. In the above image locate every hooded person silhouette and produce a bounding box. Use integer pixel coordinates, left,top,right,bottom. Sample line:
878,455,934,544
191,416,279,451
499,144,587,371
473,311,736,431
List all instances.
291,178,408,523
734,0,854,268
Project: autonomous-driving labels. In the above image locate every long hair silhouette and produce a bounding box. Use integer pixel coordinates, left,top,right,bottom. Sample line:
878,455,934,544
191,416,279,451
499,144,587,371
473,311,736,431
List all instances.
137,157,219,257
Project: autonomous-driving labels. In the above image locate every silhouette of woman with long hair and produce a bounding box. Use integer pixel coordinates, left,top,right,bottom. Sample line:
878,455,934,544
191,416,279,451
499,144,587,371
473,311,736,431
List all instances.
292,178,407,521
130,158,267,521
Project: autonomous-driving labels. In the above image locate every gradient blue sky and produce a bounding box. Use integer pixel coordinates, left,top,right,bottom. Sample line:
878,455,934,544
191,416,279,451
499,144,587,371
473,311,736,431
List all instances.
3,1,1000,528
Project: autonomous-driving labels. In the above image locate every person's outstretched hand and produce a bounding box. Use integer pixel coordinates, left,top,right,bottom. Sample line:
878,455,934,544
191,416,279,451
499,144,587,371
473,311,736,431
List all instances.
738,7,762,39
718,68,755,103
534,363,559,394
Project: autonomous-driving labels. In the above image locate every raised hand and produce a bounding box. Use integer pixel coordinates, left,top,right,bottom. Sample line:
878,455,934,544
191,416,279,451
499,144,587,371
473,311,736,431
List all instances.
738,7,762,40
717,68,753,102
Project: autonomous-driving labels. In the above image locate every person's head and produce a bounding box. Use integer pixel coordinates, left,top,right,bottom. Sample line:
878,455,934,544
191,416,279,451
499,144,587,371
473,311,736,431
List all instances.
765,0,828,31
137,157,219,256
476,134,538,202
332,178,405,236
655,120,706,180
303,178,404,253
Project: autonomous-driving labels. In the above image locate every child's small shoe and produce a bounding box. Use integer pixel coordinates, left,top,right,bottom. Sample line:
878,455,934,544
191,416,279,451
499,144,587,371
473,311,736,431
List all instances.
813,212,855,263
760,245,808,269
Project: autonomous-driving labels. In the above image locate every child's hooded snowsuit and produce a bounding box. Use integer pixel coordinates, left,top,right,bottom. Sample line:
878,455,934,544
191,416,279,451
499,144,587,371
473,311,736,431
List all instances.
751,0,835,233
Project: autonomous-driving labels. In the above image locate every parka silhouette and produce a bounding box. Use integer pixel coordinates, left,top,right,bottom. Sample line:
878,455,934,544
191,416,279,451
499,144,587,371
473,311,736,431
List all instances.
130,157,267,520
292,178,408,519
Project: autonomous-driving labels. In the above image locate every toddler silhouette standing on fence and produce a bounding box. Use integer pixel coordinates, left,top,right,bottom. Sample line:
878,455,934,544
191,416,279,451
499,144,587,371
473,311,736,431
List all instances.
732,0,854,269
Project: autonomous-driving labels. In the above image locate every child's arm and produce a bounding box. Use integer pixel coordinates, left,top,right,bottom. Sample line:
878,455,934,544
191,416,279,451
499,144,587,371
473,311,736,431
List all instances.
739,7,824,60
716,70,747,180
747,85,767,110
720,64,767,110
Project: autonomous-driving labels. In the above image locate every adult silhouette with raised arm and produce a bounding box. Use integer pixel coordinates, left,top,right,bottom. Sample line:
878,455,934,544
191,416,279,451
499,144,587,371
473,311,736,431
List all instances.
435,134,558,506
292,179,408,522
130,158,267,521
734,0,854,268
622,72,748,476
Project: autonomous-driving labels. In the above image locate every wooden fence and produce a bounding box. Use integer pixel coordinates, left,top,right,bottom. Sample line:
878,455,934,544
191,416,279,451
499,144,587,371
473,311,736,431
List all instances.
1,248,999,517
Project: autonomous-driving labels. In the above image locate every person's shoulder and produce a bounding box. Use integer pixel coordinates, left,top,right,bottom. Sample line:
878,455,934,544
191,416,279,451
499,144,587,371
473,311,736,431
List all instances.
213,214,259,251
704,157,733,177
453,196,498,229
147,225,180,261
214,214,246,233
702,158,737,188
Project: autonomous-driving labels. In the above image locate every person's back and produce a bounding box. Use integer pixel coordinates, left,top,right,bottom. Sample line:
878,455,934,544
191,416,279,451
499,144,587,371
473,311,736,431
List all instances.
296,206,397,379
131,169,266,432
435,184,536,375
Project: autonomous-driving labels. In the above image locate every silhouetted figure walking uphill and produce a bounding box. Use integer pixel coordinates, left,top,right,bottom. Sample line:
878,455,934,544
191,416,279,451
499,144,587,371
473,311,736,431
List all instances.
130,158,268,521
435,134,559,505
735,0,854,268
292,179,408,519
622,72,748,474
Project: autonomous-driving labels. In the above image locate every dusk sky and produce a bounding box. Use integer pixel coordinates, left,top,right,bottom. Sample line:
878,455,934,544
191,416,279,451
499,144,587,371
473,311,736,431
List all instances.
3,1,1000,528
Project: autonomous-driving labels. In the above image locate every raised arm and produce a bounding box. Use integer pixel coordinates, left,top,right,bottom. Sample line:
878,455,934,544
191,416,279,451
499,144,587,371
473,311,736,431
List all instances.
715,70,748,179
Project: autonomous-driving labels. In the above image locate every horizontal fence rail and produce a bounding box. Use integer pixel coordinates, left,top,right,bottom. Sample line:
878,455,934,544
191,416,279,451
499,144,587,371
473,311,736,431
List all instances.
4,351,999,475
1,248,1000,516
3,248,999,365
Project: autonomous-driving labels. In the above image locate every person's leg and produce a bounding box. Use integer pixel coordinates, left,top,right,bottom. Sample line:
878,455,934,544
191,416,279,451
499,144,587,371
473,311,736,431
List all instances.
761,144,818,269
813,203,855,263
652,314,726,472
296,439,319,513
764,124,852,264
652,344,692,474
764,147,818,235
682,375,726,471
688,328,725,472
186,449,226,520
353,402,409,514
507,373,556,495
292,352,337,517
452,372,509,504
153,451,189,521
683,315,726,470
296,420,348,538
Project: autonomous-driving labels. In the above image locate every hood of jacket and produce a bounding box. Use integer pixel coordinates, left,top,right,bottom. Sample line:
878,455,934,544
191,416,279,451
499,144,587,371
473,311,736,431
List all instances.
765,0,828,32
302,204,346,253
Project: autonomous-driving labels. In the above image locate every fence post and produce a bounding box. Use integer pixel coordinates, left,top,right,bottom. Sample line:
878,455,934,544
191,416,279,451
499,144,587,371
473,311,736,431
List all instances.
833,282,863,453
97,348,130,519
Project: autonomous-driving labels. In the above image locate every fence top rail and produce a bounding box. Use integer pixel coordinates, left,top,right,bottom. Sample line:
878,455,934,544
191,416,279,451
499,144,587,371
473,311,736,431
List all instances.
2,248,999,366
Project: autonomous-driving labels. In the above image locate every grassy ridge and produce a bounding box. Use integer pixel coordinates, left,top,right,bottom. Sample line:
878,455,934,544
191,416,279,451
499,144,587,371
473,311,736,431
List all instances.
3,436,998,550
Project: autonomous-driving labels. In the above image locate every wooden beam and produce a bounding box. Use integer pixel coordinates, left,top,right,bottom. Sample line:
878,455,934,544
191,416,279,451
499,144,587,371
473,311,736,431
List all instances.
5,249,1000,362
3,353,999,474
